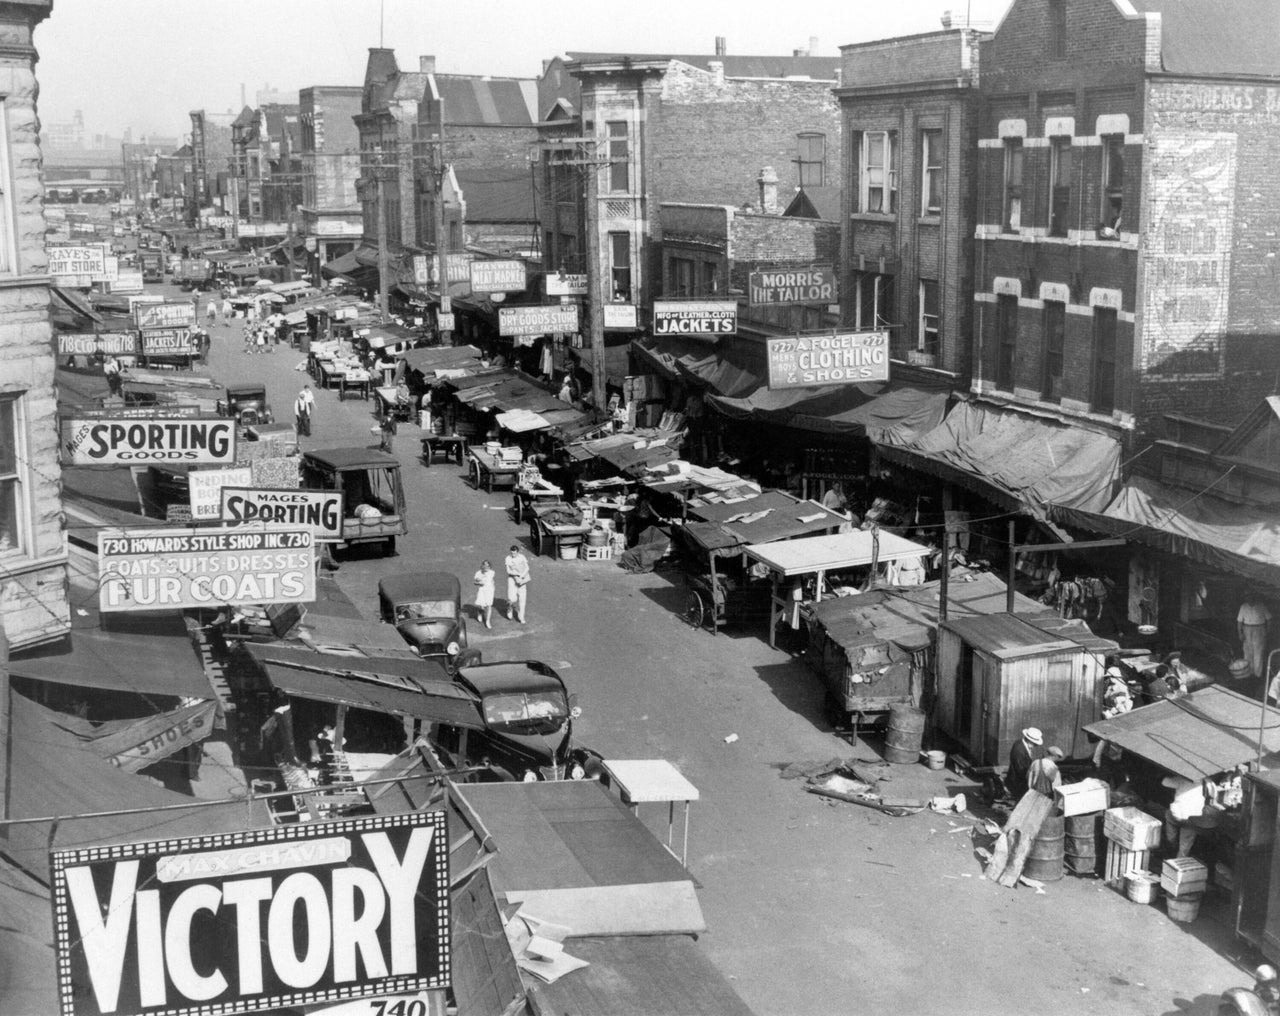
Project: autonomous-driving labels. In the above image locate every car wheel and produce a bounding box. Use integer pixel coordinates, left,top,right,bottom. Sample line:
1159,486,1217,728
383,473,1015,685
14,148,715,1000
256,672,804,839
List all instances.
683,590,705,630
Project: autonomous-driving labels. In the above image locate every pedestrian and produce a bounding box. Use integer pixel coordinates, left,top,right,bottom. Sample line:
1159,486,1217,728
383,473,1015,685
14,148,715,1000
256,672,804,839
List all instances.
206,300,217,327
294,385,315,437
220,296,232,326
1006,726,1043,799
473,560,495,629
821,481,848,514
103,354,122,396
255,328,267,354
379,411,397,453
504,543,531,623
1237,592,1272,680
1027,745,1065,797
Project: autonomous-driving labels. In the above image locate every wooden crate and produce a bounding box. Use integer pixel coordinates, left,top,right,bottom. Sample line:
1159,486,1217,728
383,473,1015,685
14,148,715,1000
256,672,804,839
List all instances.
1057,778,1110,817
580,544,613,561
1104,806,1162,850
1161,857,1209,897
1104,841,1151,888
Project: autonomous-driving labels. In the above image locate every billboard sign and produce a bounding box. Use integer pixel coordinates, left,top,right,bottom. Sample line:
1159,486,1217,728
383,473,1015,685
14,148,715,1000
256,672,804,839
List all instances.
57,333,140,357
469,260,525,294
50,811,450,1016
748,267,836,306
652,300,737,336
498,304,579,337
545,272,588,297
50,244,108,286
765,330,890,388
97,526,316,612
188,467,255,521
220,487,345,541
135,301,197,329
63,418,237,465
140,328,199,357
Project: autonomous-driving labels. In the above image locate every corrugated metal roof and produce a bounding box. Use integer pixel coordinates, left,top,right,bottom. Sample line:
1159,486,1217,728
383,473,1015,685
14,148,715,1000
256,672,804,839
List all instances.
942,613,1080,657
1127,0,1280,78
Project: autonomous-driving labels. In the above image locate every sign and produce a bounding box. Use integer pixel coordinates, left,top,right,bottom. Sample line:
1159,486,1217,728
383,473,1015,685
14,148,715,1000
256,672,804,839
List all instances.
436,312,456,332
748,267,836,306
135,301,197,329
413,254,430,285
652,300,737,336
50,811,449,1016
50,243,108,286
113,270,145,293
439,295,451,313
445,252,474,284
309,994,443,1016
766,331,890,388
545,272,588,297
141,328,199,357
58,332,139,357
97,526,316,611
469,260,526,294
188,467,254,521
62,418,237,465
498,304,579,337
101,701,218,773
102,256,120,282
220,487,345,541
603,303,638,330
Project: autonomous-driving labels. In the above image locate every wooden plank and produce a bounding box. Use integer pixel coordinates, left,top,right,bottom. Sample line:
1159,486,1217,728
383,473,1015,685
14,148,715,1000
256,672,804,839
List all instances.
986,789,1055,887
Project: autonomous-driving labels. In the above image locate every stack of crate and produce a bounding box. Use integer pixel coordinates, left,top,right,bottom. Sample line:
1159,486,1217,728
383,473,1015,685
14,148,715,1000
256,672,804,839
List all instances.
1102,806,1162,887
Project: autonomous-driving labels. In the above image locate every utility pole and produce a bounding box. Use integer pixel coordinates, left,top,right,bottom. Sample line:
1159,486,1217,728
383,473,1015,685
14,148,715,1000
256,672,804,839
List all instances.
376,168,390,322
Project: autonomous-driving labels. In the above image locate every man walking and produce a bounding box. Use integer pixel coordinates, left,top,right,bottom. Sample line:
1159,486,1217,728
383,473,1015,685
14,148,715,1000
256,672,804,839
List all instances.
220,295,232,327
294,385,315,438
505,543,531,623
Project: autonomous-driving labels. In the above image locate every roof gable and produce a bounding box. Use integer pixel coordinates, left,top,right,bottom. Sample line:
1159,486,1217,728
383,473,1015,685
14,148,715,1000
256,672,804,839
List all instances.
1127,0,1280,78
1215,395,1280,472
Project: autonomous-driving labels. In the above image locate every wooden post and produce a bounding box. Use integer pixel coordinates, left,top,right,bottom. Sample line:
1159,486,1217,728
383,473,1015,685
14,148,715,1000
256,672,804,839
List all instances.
709,553,720,636
1007,519,1017,613
768,570,779,649
939,525,951,622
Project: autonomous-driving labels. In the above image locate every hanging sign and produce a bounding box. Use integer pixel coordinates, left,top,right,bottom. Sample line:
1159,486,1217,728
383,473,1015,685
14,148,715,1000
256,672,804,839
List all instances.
220,487,345,541
413,254,430,285
436,312,456,331
652,300,737,336
748,267,836,306
58,333,140,357
135,301,197,329
187,467,255,521
498,304,579,337
545,273,588,297
50,811,450,1016
765,330,891,388
140,328,199,357
50,244,108,286
469,260,525,294
603,304,638,330
62,418,237,465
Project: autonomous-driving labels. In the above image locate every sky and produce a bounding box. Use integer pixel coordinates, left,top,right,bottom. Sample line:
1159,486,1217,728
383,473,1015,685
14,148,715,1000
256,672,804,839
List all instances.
36,0,1014,141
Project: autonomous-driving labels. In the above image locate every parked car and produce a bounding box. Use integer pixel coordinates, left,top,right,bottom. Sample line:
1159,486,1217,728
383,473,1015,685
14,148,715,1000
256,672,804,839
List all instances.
378,572,480,673
430,660,601,782
218,383,274,429
300,447,406,556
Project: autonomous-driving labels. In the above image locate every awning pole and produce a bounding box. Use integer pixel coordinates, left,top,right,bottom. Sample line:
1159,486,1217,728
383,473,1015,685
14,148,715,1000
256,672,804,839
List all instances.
1260,649,1280,769
1007,520,1017,613
939,525,951,623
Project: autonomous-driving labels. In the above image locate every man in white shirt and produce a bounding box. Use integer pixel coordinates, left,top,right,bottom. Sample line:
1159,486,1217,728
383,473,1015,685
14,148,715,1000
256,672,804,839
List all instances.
505,544,531,623
1238,596,1272,680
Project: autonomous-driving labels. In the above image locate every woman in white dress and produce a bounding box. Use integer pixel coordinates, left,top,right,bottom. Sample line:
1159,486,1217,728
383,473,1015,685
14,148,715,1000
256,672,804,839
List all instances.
473,560,495,629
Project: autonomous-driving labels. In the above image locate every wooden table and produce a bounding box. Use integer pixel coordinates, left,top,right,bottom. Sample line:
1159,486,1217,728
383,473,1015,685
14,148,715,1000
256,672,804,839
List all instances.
421,433,469,467
316,359,342,390
601,759,699,867
469,448,522,491
339,369,372,401
512,479,565,523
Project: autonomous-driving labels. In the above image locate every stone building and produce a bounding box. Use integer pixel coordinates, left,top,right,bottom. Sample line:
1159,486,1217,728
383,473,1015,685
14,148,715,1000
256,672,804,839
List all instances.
299,85,365,273
354,49,428,248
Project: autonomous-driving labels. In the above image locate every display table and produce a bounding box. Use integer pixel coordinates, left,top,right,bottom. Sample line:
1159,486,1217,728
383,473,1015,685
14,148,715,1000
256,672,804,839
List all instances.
421,433,468,467
527,502,592,559
469,448,522,491
602,759,699,866
340,369,372,401
513,478,565,523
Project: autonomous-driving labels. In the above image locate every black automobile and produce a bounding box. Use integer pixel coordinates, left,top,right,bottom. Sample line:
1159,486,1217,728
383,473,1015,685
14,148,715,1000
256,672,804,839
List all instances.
220,383,273,428
378,572,480,673
432,660,601,782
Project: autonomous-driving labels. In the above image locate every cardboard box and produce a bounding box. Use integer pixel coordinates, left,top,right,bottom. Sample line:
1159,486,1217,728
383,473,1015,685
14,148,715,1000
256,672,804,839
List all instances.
1161,857,1209,897
1056,778,1110,817
1104,806,1162,850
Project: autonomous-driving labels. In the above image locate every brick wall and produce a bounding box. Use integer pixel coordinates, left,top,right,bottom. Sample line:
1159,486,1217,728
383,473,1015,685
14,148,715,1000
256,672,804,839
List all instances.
731,213,839,272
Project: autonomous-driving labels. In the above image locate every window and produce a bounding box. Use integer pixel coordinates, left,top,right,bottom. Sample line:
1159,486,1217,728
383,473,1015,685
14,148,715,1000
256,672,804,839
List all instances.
670,256,694,298
996,294,1018,390
1092,307,1118,413
1100,134,1124,230
921,129,943,215
851,271,894,331
609,232,631,301
701,261,718,296
1003,140,1023,232
859,131,898,213
797,133,825,188
1049,136,1073,237
918,280,940,355
1042,301,1065,401
607,121,629,193
0,394,26,556
1048,0,1067,59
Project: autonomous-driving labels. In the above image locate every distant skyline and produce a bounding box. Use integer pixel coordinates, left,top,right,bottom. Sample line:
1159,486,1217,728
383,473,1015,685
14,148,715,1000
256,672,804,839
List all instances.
36,0,1013,143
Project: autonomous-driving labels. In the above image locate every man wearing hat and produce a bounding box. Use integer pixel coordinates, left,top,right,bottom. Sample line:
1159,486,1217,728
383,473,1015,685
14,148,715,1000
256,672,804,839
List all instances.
1006,727,1044,799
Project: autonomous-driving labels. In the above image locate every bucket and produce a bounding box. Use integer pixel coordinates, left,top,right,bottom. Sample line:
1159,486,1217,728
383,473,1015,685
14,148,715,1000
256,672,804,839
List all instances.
558,542,579,560
1125,872,1158,904
1166,891,1204,923
586,528,608,548
884,704,925,764
1064,813,1101,876
1229,659,1252,680
922,749,946,770
1023,814,1065,882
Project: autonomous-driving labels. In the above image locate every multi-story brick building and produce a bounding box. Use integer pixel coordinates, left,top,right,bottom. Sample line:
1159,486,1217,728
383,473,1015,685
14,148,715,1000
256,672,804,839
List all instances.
354,49,427,248
187,109,233,222
0,0,68,651
299,85,365,273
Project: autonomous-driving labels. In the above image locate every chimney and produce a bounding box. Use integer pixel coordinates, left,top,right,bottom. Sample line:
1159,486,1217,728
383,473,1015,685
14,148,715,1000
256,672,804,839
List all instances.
419,55,436,73
758,166,779,214
714,36,726,56
940,10,953,28
809,36,819,55
708,60,725,86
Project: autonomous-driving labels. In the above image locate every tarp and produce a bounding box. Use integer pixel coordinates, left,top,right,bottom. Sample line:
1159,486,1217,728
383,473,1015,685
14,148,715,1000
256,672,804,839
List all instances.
680,490,847,555
676,349,760,398
744,530,931,577
875,400,1121,515
403,344,483,373
49,701,217,773
633,336,723,381
1084,684,1280,780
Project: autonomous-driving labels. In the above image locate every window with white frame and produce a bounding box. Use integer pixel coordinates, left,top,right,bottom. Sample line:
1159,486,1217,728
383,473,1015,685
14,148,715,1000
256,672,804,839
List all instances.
918,280,940,355
851,271,894,331
1003,139,1023,232
797,133,825,188
1100,134,1124,230
921,129,943,215
0,394,27,556
1049,135,1073,237
607,121,629,194
609,232,631,301
858,131,898,214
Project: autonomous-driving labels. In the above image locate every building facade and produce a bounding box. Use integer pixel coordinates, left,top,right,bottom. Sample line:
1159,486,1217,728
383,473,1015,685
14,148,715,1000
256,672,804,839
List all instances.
299,85,364,271
354,48,427,248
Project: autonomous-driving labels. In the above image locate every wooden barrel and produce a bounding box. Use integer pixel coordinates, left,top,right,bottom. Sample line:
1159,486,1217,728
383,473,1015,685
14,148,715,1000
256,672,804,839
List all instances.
1064,812,1100,876
883,704,925,764
1166,891,1204,923
1024,814,1065,882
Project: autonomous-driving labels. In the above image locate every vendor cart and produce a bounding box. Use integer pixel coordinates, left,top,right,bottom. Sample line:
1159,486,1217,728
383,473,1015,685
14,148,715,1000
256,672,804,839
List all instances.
469,447,522,492
527,501,593,559
513,476,565,523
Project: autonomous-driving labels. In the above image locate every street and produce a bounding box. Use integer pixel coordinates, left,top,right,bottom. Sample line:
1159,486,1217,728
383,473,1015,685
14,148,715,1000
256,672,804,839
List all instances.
183,298,1246,1016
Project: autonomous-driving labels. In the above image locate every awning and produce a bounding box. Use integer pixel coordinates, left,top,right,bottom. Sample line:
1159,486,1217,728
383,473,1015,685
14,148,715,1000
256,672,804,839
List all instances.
632,336,715,381
49,701,218,773
1051,473,1280,589
360,323,418,349
321,243,381,280
676,348,760,397
679,490,847,555
875,400,1121,516
1084,685,1280,780
53,286,103,324
403,344,483,373
564,432,682,474
745,529,931,577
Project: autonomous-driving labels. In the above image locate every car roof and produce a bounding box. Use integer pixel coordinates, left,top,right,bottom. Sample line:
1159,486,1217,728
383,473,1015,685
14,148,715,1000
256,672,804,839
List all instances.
379,571,461,602
303,446,400,469
225,383,268,396
457,660,565,696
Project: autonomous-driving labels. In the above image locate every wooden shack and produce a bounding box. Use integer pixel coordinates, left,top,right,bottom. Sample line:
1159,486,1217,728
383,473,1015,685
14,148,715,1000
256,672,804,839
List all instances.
935,613,1117,763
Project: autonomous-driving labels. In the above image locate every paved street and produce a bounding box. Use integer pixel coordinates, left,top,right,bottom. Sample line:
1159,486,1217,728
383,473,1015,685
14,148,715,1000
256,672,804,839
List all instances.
175,298,1249,1016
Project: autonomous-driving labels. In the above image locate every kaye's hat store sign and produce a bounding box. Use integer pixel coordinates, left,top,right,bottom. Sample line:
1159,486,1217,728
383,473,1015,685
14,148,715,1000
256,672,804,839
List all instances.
97,527,316,612
766,331,890,388
468,259,526,294
51,811,450,1016
221,487,345,541
62,418,237,465
652,300,737,336
748,267,836,306
498,304,580,337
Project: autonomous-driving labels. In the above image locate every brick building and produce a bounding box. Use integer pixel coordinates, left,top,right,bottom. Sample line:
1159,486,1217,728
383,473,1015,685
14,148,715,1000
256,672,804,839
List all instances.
299,85,364,272
0,0,68,651
187,109,233,222
354,48,428,247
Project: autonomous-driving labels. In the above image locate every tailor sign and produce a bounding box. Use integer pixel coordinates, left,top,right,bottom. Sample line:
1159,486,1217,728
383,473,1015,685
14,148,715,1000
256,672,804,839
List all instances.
96,526,316,612
469,259,525,294
50,811,450,1016
187,467,254,521
545,272,588,297
748,267,836,306
220,487,345,541
766,331,890,388
652,300,737,336
498,304,579,337
62,418,237,465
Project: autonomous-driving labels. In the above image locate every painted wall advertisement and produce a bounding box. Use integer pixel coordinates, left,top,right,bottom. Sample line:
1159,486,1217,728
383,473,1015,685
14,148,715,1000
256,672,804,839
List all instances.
187,467,255,521
57,333,140,357
220,487,346,541
97,526,316,611
468,260,526,294
748,267,836,307
498,304,579,336
62,418,237,466
652,300,737,336
135,301,198,330
50,811,450,1016
766,331,890,388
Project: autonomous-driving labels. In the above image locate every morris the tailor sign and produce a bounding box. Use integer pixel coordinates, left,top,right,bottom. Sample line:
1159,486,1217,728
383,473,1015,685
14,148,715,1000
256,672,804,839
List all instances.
97,527,316,611
220,487,345,541
498,304,579,336
62,418,237,465
50,811,450,1016
545,272,588,297
766,331,891,388
748,267,836,306
652,300,737,336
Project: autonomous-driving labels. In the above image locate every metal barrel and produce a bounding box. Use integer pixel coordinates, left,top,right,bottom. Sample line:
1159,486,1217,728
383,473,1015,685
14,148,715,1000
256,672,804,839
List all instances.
1064,812,1101,876
1024,814,1066,882
883,703,925,764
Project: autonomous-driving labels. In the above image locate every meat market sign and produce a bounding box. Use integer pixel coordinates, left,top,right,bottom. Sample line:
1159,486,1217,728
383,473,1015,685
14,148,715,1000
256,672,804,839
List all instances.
652,300,737,336
50,811,449,1016
498,304,580,336
62,418,237,465
469,259,526,293
748,267,836,306
97,526,316,611
766,330,890,388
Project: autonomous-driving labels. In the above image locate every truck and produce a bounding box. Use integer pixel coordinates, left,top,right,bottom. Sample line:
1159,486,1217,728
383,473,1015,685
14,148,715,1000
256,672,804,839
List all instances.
139,250,164,283
299,447,406,557
176,258,212,290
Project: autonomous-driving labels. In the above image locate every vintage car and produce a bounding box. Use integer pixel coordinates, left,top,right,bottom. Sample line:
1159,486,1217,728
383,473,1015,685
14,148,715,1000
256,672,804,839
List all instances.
300,447,406,556
219,383,274,428
431,660,601,782
378,572,480,673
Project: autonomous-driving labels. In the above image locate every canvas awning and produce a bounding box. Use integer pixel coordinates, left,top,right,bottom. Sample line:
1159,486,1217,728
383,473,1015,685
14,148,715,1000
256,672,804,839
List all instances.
48,700,218,773
402,344,483,373
744,529,931,577
680,490,847,556
675,349,761,397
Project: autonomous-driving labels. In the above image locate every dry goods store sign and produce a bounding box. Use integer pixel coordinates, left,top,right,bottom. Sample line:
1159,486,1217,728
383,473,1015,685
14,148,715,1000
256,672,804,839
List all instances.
97,527,316,611
498,304,580,336
766,331,890,388
50,811,450,1016
62,418,237,465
